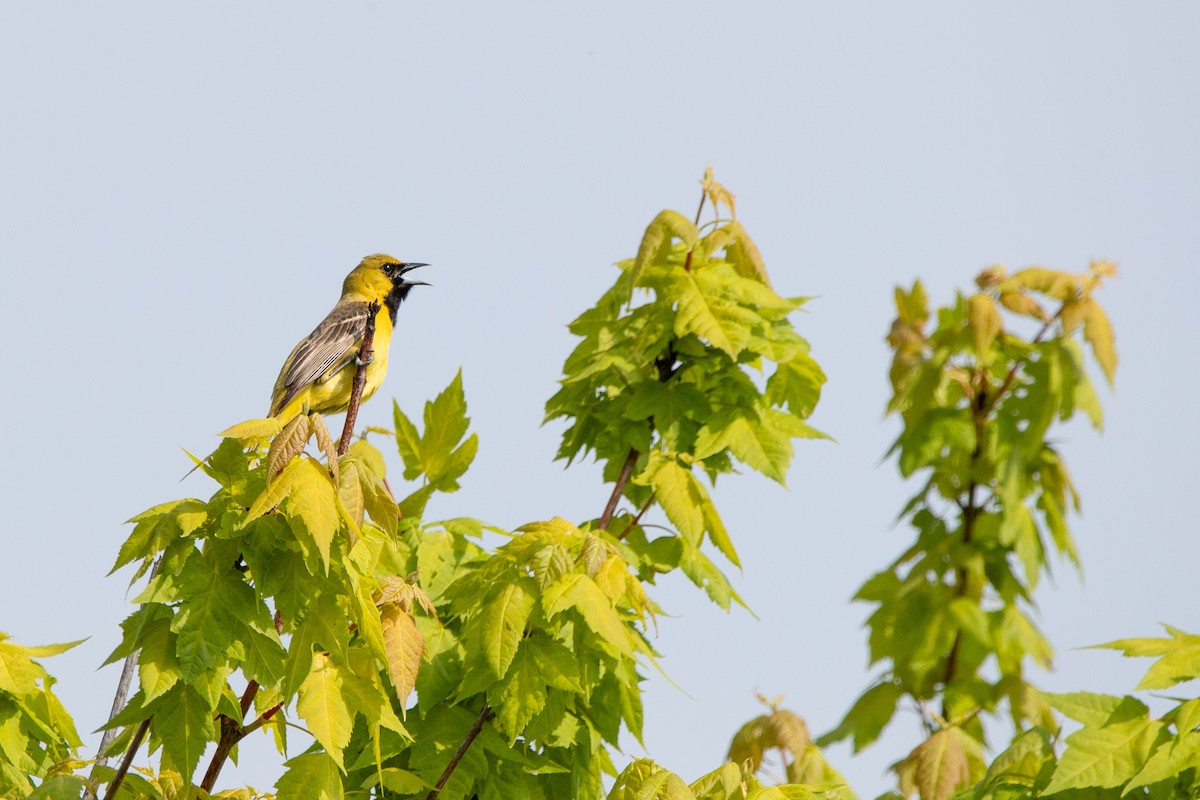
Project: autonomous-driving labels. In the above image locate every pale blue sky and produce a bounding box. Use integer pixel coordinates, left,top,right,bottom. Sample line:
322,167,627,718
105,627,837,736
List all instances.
2,3,1198,796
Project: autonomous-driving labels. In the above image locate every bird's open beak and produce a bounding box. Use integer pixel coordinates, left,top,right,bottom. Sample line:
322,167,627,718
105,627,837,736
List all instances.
398,262,430,286
399,262,430,286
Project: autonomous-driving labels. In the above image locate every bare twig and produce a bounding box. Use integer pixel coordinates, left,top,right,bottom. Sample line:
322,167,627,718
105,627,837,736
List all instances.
100,717,150,800
425,705,494,800
85,557,161,800
339,301,381,456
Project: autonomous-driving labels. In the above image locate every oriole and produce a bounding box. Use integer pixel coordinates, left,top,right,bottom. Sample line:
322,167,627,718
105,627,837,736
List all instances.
268,254,428,424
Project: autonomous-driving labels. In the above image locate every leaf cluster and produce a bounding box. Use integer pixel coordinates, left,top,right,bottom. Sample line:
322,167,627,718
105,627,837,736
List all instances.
824,263,1117,798
0,634,83,798
546,176,826,608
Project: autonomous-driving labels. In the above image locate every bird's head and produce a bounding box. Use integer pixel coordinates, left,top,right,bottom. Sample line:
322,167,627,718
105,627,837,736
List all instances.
343,253,430,306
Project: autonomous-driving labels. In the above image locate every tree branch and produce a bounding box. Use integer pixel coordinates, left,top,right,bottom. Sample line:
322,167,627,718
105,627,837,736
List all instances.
424,704,494,800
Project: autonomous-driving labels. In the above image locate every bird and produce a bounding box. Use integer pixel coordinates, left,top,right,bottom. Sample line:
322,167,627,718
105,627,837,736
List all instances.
268,253,429,424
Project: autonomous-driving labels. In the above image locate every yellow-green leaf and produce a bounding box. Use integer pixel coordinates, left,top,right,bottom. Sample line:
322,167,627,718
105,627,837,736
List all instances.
268,414,312,480
297,653,354,769
1044,718,1164,793
630,209,699,289
481,582,534,678
1082,299,1117,386
1012,267,1077,301
310,413,339,482
217,417,282,441
287,458,341,572
380,604,424,707
724,220,771,286
644,455,704,546
967,293,1003,356
898,729,970,800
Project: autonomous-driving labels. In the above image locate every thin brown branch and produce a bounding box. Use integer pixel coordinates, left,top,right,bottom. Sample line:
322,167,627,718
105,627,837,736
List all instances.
100,717,150,800
617,492,656,541
239,701,285,738
984,307,1063,415
425,704,494,800
338,300,381,456
598,449,639,531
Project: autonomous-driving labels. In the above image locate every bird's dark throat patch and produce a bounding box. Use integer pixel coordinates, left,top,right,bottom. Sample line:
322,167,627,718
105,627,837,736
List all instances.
384,283,414,323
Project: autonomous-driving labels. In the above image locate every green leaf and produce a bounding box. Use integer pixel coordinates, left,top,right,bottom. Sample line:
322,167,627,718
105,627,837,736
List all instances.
136,618,181,703
1095,629,1200,690
492,643,548,739
662,263,757,357
1044,717,1165,793
155,684,215,783
297,653,355,770
766,354,826,419
1125,730,1200,792
818,680,903,752
285,458,342,573
421,369,472,481
1043,693,1146,727
544,574,630,654
481,581,535,678
695,408,791,484
643,454,705,546
277,752,344,800
393,399,423,480
27,775,88,799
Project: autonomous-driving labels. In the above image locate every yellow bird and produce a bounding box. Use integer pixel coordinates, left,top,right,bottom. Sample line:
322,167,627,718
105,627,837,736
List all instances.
269,254,428,424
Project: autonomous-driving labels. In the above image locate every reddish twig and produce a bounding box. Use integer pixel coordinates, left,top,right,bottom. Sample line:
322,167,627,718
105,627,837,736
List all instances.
617,492,656,541
425,705,494,800
599,449,639,531
339,301,380,456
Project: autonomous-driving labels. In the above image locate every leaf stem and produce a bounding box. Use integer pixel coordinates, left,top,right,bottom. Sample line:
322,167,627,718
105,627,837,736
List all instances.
424,704,494,800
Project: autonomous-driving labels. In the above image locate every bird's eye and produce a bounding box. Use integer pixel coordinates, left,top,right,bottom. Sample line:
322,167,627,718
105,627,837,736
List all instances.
381,263,395,275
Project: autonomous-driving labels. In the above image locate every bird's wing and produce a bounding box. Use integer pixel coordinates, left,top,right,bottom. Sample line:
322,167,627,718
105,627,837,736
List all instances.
271,301,371,415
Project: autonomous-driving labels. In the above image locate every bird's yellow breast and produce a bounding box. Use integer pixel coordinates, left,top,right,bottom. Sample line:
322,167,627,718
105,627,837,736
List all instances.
273,303,394,424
